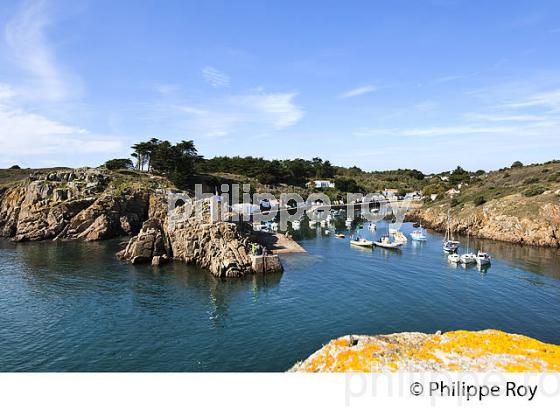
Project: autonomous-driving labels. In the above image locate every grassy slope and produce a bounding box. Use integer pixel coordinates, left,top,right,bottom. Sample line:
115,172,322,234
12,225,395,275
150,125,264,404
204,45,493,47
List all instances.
425,160,560,217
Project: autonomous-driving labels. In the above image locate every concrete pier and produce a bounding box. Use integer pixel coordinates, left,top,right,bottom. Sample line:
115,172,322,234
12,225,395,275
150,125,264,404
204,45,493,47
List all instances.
251,255,283,273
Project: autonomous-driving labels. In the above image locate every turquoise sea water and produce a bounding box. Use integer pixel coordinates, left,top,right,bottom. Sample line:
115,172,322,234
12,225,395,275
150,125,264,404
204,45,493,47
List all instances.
1,221,559,371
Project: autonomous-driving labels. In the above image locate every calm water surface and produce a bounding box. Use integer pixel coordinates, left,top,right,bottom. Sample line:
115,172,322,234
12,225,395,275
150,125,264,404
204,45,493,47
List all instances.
1,221,560,371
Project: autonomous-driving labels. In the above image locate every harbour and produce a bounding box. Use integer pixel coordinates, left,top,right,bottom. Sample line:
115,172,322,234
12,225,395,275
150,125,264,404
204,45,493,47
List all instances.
1,219,559,371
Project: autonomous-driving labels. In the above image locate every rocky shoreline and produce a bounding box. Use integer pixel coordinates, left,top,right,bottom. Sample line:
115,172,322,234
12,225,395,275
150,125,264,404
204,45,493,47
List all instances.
0,168,281,277
407,192,560,248
290,329,560,372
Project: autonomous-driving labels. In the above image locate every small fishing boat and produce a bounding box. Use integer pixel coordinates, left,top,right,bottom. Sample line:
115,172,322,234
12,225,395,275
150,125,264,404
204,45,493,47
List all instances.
393,231,408,244
476,251,492,266
291,220,301,230
374,235,403,249
448,253,461,263
350,237,374,247
335,233,345,238
411,227,427,241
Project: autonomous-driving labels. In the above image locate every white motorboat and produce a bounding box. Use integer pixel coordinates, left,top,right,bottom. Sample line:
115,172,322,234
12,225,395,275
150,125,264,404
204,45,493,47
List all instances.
476,251,492,266
291,220,301,230
374,235,403,249
411,228,427,241
448,253,461,263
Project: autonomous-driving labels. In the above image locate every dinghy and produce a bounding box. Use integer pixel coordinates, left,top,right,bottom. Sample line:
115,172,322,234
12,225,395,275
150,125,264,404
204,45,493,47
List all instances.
335,233,345,238
374,235,403,249
350,237,374,247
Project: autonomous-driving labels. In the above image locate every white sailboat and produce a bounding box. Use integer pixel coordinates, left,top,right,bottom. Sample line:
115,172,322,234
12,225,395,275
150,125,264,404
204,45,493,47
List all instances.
448,253,461,263
459,231,476,264
476,251,492,266
443,210,460,253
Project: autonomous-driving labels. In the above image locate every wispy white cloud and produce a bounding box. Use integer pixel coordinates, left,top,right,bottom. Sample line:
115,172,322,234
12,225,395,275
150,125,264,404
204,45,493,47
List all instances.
4,0,81,101
463,113,546,122
202,66,231,88
170,92,304,137
501,89,560,112
339,85,377,99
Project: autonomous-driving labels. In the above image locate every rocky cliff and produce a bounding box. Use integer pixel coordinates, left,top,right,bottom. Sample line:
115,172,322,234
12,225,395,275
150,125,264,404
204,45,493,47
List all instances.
0,169,149,241
0,168,273,277
290,330,560,372
407,192,560,247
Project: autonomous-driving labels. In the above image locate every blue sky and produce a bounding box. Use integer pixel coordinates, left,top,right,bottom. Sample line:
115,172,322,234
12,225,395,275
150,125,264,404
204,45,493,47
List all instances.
1,0,560,172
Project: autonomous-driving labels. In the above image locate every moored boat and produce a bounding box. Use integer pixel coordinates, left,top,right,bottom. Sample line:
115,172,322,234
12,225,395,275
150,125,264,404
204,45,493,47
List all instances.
443,210,460,253
459,253,477,264
448,253,461,263
393,231,408,244
476,251,492,266
411,228,427,241
350,237,374,247
335,233,345,238
374,235,403,249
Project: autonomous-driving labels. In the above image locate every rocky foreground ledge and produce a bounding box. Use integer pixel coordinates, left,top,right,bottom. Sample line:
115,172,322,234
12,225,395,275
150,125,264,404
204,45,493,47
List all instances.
290,330,560,372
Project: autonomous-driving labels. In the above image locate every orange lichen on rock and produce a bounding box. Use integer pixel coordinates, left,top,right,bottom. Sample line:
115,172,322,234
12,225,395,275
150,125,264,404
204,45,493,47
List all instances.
290,330,560,372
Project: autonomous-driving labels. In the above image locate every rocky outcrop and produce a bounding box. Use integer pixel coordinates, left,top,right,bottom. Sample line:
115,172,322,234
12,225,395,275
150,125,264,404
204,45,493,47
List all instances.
116,218,170,264
0,169,149,242
1,169,282,277
117,200,256,277
290,330,560,372
407,193,560,247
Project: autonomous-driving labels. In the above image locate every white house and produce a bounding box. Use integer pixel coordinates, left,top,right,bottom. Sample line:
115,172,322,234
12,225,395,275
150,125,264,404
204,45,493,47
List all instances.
447,188,461,197
314,180,335,189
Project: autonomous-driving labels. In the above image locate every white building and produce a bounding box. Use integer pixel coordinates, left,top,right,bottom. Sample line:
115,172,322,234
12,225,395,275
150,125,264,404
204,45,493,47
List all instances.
314,180,335,188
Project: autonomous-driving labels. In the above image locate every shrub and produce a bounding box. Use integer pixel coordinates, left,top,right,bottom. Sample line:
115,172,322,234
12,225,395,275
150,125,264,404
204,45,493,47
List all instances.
104,158,134,170
511,161,523,168
542,168,550,173
473,196,486,206
9,165,21,169
523,186,546,197
502,172,510,178
450,197,461,207
524,176,540,184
